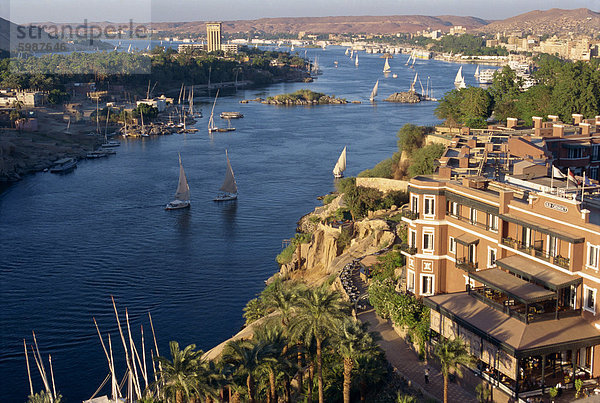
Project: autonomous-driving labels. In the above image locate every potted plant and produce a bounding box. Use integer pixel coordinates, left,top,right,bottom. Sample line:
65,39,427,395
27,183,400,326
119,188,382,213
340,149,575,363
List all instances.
548,387,558,403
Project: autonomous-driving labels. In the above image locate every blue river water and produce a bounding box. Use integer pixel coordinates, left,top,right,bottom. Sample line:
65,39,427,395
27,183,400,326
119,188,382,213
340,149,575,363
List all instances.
0,46,491,401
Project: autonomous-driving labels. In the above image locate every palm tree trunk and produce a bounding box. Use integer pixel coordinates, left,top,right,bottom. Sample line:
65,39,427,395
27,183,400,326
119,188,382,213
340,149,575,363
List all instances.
316,338,324,403
205,394,213,403
284,375,291,402
444,374,448,403
307,362,314,403
343,358,353,403
269,369,277,403
359,380,367,401
232,390,240,403
297,344,304,392
247,374,255,403
176,390,183,403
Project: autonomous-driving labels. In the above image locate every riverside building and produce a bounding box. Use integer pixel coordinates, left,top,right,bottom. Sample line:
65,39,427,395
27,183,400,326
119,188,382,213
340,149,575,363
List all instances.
206,22,222,53
400,172,600,399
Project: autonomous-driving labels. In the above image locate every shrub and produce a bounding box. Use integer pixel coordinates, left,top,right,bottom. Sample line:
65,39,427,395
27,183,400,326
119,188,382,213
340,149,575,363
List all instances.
407,143,445,177
322,194,337,205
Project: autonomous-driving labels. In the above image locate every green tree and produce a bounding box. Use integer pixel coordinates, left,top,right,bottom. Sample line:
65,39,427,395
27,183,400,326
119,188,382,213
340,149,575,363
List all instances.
397,124,426,156
27,391,62,403
253,323,292,403
458,86,493,124
407,143,445,177
489,66,521,121
222,339,270,403
516,85,553,125
155,341,203,403
355,355,388,401
290,285,349,403
434,337,474,403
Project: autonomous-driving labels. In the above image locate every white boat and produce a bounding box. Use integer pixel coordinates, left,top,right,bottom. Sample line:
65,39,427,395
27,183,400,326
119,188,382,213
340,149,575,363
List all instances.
345,48,349,56
165,154,190,210
454,66,466,88
333,146,347,178
101,108,121,147
220,112,244,119
355,53,359,67
208,89,219,133
50,158,77,173
478,68,495,84
392,73,398,78
214,150,238,201
474,65,480,78
405,52,412,66
369,80,379,102
409,72,418,92
290,43,295,52
383,58,391,73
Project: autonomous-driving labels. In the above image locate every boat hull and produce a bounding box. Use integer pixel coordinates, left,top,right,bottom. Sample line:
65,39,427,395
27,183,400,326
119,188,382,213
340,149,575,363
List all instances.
165,200,190,210
213,193,237,202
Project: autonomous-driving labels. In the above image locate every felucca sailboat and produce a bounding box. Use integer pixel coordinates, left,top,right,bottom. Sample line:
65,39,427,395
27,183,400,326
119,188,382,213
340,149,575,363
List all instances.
383,58,391,73
333,146,347,178
214,150,238,201
369,80,379,102
165,153,191,210
454,66,466,88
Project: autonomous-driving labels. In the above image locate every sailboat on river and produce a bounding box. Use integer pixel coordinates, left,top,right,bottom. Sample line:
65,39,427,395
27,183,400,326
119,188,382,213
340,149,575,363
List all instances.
333,146,347,178
214,150,238,201
165,153,191,210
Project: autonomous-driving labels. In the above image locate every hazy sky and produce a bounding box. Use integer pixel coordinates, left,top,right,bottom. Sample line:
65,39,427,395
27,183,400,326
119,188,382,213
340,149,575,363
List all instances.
3,0,599,23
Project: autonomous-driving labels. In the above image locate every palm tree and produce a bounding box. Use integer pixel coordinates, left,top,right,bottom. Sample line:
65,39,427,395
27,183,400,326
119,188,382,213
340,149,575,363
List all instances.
336,320,379,403
155,341,202,403
290,285,349,403
434,337,474,403
355,355,387,401
254,323,291,403
221,338,270,403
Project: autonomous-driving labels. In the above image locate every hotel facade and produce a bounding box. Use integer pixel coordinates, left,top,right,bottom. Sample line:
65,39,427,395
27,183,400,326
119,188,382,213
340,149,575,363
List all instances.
401,174,600,399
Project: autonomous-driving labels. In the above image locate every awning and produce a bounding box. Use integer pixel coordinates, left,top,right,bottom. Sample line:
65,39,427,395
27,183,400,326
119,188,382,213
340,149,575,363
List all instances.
446,191,499,215
499,213,584,244
455,233,480,246
496,255,581,290
469,268,556,303
563,142,590,150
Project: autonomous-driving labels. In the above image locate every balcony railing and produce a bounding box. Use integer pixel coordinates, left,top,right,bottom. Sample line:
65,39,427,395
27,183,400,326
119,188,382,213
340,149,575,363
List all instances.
399,244,418,255
456,257,478,272
402,210,419,220
447,212,496,231
501,238,570,269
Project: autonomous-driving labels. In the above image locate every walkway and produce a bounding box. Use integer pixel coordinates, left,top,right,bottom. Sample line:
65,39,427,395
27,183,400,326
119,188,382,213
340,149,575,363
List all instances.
358,309,477,403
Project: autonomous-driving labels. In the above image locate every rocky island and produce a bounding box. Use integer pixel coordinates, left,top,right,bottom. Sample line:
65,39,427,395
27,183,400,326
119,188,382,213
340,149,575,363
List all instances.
263,89,348,105
384,91,422,103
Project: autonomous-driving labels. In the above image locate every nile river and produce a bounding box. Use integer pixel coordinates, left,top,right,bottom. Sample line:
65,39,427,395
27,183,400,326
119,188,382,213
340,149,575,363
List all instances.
0,46,488,400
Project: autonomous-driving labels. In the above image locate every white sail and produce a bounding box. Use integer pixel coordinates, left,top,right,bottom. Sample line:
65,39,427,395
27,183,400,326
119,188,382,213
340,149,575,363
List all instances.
290,43,295,52
345,48,349,55
410,72,418,92
383,58,391,73
355,53,359,66
174,154,190,201
454,66,464,84
370,80,379,101
333,146,347,177
219,150,238,194
474,65,480,77
208,89,219,132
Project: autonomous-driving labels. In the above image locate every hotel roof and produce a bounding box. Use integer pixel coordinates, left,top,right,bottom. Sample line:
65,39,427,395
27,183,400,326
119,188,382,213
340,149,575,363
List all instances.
496,255,582,290
469,268,555,303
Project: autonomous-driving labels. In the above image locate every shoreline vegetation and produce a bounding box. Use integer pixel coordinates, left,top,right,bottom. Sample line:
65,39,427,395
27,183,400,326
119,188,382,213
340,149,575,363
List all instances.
263,89,348,105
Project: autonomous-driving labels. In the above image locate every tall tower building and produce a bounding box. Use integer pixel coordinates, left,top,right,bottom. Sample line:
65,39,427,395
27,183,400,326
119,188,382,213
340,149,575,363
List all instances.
206,22,222,53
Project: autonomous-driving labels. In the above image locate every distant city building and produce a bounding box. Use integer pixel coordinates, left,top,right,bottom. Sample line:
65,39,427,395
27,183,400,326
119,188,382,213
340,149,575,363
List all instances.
206,22,222,53
178,43,207,53
449,25,466,35
221,43,239,55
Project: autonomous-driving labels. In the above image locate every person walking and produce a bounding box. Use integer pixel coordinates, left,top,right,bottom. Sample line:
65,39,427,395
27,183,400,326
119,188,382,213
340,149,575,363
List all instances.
424,367,430,385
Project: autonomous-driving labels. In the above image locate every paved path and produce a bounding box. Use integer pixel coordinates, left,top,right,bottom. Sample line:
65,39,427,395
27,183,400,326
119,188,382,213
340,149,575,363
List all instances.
358,309,477,403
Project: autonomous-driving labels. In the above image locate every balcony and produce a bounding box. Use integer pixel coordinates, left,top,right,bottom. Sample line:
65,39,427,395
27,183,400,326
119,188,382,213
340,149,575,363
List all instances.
402,210,419,220
456,257,478,272
400,244,418,255
554,255,570,269
501,238,570,269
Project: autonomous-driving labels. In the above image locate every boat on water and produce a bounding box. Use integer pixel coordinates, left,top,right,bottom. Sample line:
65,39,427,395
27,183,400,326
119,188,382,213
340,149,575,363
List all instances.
392,73,398,78
454,66,466,89
355,53,359,67
214,150,238,201
333,146,347,178
86,150,109,159
220,112,244,119
474,65,480,78
165,154,190,210
369,80,379,102
478,68,495,84
383,58,391,73
208,90,221,133
50,158,77,173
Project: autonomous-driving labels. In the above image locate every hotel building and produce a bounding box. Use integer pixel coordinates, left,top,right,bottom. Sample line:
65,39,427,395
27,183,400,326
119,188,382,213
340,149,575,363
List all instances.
206,22,222,53
401,174,600,399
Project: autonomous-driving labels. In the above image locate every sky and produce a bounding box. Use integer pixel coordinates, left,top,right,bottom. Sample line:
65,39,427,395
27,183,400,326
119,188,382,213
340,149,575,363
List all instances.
2,0,599,24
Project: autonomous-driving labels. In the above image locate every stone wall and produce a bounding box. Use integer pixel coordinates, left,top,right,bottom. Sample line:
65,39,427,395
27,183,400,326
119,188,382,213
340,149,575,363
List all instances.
356,177,409,193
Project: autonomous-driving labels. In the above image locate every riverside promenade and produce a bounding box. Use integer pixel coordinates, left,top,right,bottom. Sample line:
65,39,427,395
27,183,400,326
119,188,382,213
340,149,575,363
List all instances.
358,309,477,403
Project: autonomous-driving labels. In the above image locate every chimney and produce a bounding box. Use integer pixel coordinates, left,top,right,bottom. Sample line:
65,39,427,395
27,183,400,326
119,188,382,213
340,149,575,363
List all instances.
507,117,518,129
596,116,600,126
461,127,471,135
582,209,590,223
459,155,469,168
438,166,452,179
553,124,564,138
467,138,477,148
572,113,584,125
532,116,543,129
581,122,591,136
499,191,513,214
548,115,559,122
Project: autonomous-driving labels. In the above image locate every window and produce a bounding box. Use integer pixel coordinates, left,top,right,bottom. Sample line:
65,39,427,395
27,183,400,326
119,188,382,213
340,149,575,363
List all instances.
588,244,599,270
487,247,497,268
592,145,600,162
409,229,417,248
423,230,434,252
421,274,434,296
407,270,415,293
487,213,498,232
449,236,456,254
470,208,477,225
548,236,557,258
570,285,577,309
424,196,435,217
448,201,459,217
411,195,419,213
567,147,583,159
591,167,599,180
522,227,532,248
584,285,596,313
464,275,475,289
468,244,477,263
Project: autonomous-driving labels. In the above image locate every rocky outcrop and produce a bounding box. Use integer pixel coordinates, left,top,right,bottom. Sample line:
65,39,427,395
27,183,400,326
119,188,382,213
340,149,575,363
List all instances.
262,95,348,105
384,91,422,103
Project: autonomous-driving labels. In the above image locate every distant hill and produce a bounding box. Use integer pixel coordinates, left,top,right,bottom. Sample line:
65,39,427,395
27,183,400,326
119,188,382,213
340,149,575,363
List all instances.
477,8,600,36
151,15,490,35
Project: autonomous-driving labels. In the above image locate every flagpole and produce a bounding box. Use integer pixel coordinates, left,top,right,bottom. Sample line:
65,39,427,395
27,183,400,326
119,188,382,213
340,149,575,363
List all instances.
551,166,554,192
567,168,570,190
582,171,586,201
